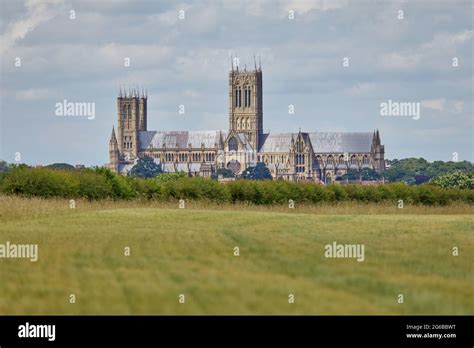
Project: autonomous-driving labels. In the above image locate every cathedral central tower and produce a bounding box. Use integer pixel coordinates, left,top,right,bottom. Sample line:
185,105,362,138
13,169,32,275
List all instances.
228,63,263,151
115,87,147,161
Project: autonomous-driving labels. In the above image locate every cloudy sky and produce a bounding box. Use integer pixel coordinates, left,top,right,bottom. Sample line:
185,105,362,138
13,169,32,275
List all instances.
0,0,472,166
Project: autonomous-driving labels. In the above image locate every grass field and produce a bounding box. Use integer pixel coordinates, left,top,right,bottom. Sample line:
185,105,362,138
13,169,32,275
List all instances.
0,196,472,315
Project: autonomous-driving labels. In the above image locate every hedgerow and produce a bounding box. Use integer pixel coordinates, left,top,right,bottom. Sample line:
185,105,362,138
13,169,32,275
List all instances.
0,166,472,205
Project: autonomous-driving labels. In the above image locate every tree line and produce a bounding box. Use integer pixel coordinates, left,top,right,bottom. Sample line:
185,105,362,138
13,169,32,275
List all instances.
0,164,472,205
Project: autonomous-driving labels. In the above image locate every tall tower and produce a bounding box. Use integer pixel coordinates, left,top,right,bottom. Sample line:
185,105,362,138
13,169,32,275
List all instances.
116,87,147,161
139,88,147,131
371,129,385,173
228,62,263,151
109,127,119,173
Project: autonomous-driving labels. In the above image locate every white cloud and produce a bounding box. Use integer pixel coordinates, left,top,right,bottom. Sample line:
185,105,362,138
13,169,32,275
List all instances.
0,0,64,54
421,99,465,114
283,0,348,14
421,98,446,111
347,82,377,97
421,30,474,51
16,88,53,101
379,52,422,71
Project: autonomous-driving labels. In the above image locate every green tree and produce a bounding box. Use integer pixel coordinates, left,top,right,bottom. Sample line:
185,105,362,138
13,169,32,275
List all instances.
155,172,187,182
130,157,162,178
339,169,360,181
212,168,235,179
46,163,76,171
430,171,474,189
0,160,9,174
384,158,473,185
360,168,381,180
339,168,380,181
242,162,272,180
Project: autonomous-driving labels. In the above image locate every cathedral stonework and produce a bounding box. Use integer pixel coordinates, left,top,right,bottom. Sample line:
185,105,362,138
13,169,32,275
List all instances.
109,65,385,182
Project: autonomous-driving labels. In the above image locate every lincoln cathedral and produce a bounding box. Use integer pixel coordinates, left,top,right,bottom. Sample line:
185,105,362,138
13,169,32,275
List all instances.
109,63,385,182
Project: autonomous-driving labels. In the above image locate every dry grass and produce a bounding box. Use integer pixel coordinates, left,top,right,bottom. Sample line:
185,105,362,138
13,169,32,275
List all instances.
1,195,472,223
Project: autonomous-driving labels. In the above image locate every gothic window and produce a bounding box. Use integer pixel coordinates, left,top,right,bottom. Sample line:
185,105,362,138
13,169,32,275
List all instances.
237,118,241,129
351,155,358,165
125,105,132,129
327,156,334,165
229,137,238,151
339,155,345,164
247,118,251,129
235,86,242,107
363,156,369,165
234,88,238,107
316,156,322,166
297,139,304,152
244,85,251,107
